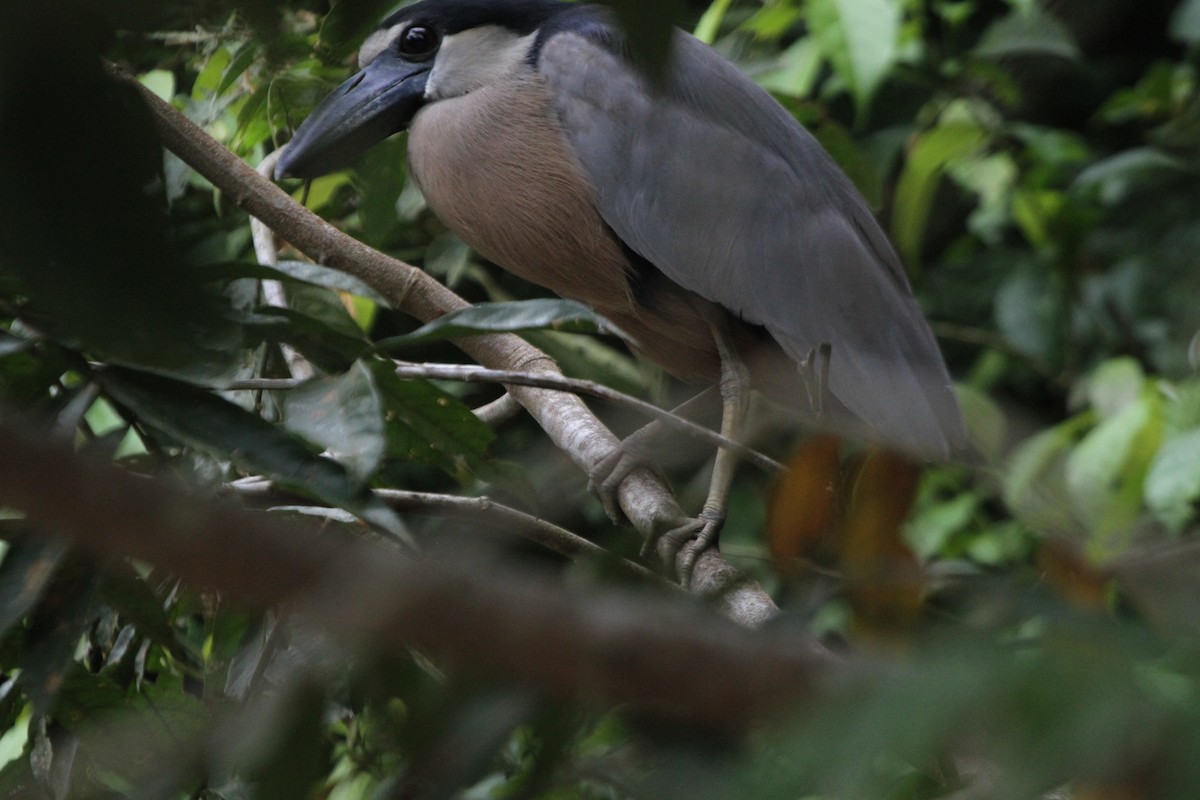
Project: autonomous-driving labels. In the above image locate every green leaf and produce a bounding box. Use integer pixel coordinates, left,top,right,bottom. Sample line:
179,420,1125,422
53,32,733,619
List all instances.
994,268,1061,364
238,306,369,374
283,361,387,486
371,363,493,476
1083,358,1146,420
1144,429,1200,532
806,0,900,115
756,39,823,99
240,681,329,800
98,368,408,541
694,0,735,44
270,260,388,305
1066,392,1164,558
1004,419,1087,533
217,42,257,96
0,534,66,641
892,119,988,268
424,231,473,288
1072,148,1189,207
975,8,1081,61
376,299,625,351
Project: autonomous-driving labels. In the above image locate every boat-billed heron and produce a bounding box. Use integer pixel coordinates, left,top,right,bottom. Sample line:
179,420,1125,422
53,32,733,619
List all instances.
276,0,967,571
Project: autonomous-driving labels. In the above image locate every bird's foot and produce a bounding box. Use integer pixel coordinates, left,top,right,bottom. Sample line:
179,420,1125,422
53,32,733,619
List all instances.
587,437,659,524
650,505,726,586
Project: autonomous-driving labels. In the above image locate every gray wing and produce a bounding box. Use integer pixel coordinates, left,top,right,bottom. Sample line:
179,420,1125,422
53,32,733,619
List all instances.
539,30,966,459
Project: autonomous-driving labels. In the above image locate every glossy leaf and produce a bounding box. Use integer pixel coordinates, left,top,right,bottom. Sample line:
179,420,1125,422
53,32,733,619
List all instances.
892,119,989,268
376,299,625,351
371,362,493,475
807,0,900,115
283,361,387,486
98,368,408,541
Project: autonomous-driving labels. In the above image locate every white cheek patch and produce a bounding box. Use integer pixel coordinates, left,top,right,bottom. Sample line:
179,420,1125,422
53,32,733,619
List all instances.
426,27,537,100
359,24,404,68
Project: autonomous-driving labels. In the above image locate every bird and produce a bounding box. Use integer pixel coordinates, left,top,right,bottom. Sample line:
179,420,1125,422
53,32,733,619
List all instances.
275,0,968,574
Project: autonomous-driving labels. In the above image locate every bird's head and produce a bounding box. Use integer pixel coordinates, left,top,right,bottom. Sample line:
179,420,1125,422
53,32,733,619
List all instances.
274,0,573,179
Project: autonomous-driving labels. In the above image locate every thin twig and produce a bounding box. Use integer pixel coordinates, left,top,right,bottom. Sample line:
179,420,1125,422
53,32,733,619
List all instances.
392,361,785,475
253,149,316,381
227,476,670,586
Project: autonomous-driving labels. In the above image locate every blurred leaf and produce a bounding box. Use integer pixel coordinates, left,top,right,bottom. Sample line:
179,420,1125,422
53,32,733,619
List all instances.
1171,0,1200,43
1073,148,1190,207
905,491,979,561
376,300,624,351
767,436,840,572
19,556,99,717
892,119,988,267
1066,391,1163,558
0,332,32,358
0,535,66,641
1083,357,1146,420
1143,429,1200,532
283,361,387,486
138,68,175,101
98,368,408,540
1036,539,1110,609
694,0,734,43
955,383,1007,465
840,450,923,634
975,8,1081,61
946,151,1018,243
0,2,223,371
1011,188,1066,249
756,39,823,100
807,0,900,115
995,268,1061,364
241,681,329,800
1004,420,1085,533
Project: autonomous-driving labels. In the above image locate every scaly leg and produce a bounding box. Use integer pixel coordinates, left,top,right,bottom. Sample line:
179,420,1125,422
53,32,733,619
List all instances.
658,311,751,583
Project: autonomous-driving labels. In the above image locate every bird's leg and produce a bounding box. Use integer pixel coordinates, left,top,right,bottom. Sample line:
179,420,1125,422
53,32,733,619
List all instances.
659,313,752,582
587,386,720,523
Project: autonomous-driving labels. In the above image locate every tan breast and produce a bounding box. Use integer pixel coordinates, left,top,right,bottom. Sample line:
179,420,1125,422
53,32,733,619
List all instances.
406,71,724,381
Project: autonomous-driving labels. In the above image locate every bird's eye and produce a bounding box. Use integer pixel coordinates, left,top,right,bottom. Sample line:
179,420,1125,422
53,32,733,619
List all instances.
398,25,439,58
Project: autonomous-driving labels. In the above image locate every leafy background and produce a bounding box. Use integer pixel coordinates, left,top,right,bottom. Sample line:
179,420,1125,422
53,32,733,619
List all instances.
1,0,1200,797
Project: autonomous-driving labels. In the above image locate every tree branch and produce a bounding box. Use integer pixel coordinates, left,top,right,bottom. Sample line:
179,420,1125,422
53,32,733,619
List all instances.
226,476,669,585
0,418,836,730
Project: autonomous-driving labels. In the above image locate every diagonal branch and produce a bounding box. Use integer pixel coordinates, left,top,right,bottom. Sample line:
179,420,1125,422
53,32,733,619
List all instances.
0,417,836,729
